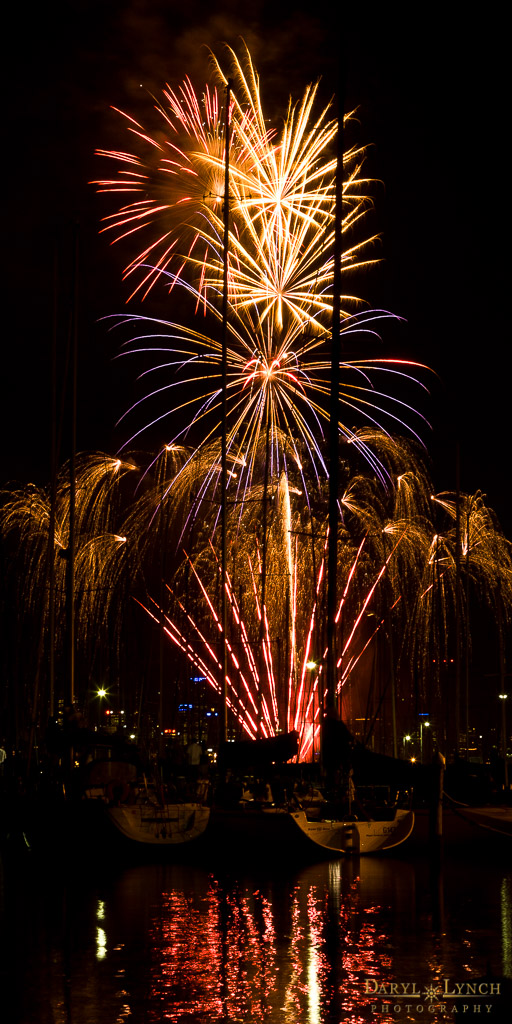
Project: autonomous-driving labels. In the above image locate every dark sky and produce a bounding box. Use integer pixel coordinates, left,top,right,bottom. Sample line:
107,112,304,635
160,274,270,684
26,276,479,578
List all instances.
3,2,510,530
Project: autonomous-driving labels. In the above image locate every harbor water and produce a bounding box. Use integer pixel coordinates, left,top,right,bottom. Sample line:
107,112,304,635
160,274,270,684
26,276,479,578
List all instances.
2,827,511,1024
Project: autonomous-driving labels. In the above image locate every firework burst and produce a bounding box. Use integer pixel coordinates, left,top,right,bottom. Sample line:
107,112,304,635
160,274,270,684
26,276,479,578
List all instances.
95,42,431,513
94,42,376,318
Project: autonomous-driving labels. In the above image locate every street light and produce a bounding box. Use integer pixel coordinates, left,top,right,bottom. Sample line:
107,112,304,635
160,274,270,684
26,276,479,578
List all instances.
306,661,318,758
96,687,108,729
403,734,411,758
420,720,430,763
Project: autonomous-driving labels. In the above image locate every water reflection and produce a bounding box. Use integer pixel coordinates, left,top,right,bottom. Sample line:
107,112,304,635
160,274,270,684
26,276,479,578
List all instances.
6,852,512,1023
502,877,512,977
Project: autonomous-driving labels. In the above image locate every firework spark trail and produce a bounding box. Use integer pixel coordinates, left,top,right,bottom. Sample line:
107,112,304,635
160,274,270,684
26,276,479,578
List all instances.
108,303,430,517
292,544,327,737
168,545,281,738
138,596,259,737
246,546,277,736
336,528,406,672
180,554,266,731
0,454,138,688
276,472,298,729
295,533,401,759
95,43,377,316
405,491,512,690
148,465,426,751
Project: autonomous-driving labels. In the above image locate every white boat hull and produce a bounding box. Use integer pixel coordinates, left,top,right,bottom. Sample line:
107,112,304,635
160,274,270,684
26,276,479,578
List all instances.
289,808,415,854
106,802,210,846
209,804,414,858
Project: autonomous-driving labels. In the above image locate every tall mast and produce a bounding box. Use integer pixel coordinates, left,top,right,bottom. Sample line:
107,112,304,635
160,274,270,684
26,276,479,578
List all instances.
71,230,78,706
258,402,271,735
220,79,232,744
326,77,344,714
49,247,58,719
66,225,78,711
454,441,461,757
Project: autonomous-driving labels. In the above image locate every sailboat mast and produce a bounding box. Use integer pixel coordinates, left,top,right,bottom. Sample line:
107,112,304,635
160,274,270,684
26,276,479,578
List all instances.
49,247,58,719
220,79,232,744
66,225,78,710
454,441,461,757
326,81,344,713
258,403,271,735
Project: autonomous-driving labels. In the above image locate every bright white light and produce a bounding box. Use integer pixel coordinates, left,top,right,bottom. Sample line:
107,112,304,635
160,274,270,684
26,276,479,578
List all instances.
96,927,107,960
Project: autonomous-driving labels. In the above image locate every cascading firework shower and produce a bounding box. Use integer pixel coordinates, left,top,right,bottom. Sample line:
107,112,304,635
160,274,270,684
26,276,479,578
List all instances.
129,434,512,752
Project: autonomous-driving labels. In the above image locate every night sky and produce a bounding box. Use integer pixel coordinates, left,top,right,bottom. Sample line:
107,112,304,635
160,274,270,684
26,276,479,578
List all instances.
3,2,510,532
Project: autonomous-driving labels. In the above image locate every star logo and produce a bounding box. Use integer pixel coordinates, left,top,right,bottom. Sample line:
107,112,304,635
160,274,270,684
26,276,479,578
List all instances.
423,983,441,1004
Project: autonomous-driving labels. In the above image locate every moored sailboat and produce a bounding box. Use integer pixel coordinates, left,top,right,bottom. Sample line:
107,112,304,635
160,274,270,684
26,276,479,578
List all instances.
80,741,210,849
102,797,209,848
290,807,414,854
